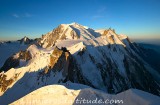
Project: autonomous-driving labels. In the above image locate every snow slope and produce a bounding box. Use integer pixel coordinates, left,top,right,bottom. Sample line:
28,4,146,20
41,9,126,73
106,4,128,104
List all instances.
11,84,160,105
0,45,51,96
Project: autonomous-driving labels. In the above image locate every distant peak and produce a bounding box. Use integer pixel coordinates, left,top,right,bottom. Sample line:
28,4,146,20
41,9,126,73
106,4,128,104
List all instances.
21,36,29,40
19,36,31,44
24,36,28,39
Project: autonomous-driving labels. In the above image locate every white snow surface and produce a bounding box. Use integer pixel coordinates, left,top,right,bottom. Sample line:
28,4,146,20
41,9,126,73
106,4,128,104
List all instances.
11,84,160,105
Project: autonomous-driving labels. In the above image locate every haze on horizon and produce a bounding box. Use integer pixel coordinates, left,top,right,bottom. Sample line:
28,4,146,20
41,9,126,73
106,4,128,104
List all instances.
0,0,160,43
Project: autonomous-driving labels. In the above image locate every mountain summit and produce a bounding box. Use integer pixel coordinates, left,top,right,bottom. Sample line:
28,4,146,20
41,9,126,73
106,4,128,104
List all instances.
0,23,160,104
19,36,32,44
38,23,101,48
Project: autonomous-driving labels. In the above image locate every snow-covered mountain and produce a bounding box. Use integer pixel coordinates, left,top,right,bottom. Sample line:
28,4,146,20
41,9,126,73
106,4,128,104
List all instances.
11,84,160,105
38,22,100,48
38,22,160,95
0,22,160,104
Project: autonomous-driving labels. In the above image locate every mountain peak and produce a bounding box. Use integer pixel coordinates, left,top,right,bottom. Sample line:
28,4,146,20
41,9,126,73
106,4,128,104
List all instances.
23,36,29,41
39,23,130,48
19,36,32,44
61,22,89,29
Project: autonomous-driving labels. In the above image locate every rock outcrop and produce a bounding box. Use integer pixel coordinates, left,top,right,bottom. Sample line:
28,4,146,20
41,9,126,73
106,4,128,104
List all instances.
0,50,32,72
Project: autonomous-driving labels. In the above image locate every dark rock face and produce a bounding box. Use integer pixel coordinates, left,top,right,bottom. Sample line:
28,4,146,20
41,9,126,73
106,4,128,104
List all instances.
37,46,74,83
0,57,19,72
136,44,160,73
0,50,32,72
122,54,160,96
19,50,32,61
36,46,90,86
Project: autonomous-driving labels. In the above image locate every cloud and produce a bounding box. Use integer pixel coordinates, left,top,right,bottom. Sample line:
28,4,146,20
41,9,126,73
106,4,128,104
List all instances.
12,14,19,18
12,13,32,18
